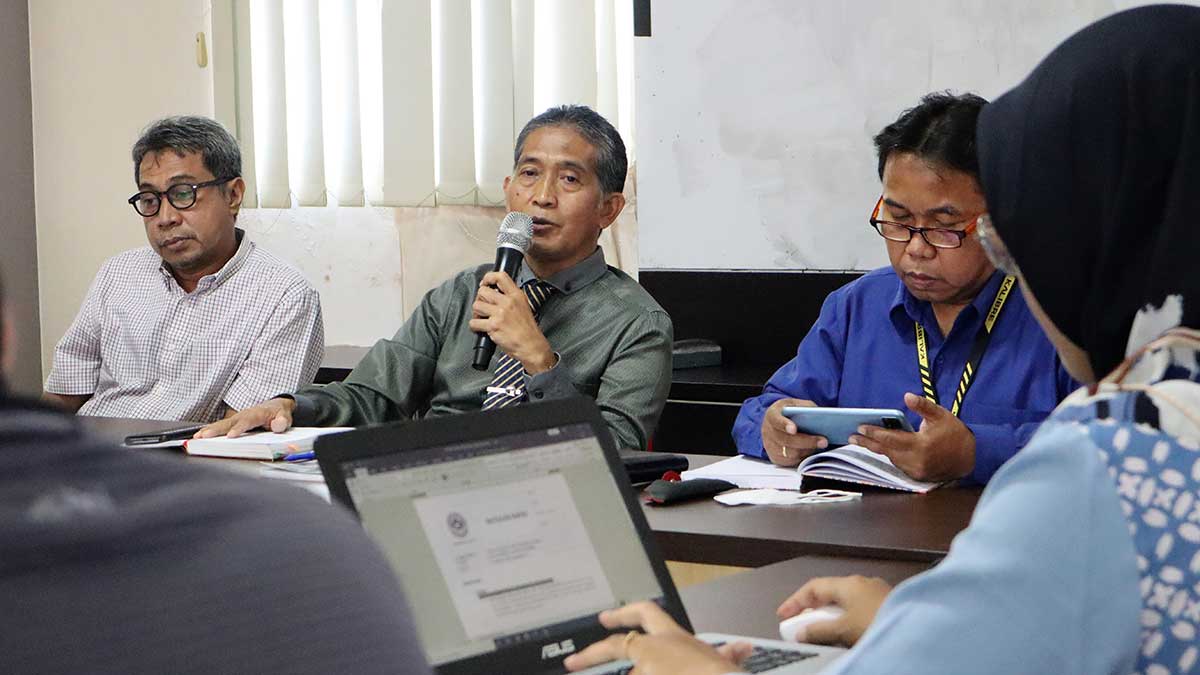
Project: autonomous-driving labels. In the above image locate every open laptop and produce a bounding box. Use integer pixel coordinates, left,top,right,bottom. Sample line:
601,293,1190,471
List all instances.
316,398,846,674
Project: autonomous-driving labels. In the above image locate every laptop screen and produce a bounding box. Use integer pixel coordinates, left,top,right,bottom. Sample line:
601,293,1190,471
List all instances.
339,422,665,669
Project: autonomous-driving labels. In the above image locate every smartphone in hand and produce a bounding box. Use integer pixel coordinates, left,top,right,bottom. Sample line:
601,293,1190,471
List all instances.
780,407,913,447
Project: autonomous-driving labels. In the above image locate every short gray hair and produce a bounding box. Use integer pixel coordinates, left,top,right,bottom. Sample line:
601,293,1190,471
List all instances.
513,105,627,195
132,116,242,184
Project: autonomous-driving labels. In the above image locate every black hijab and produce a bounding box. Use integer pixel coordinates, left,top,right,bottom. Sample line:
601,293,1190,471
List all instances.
977,4,1200,376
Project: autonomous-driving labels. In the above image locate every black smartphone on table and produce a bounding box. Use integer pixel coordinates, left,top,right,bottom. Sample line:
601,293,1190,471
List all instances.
123,424,205,447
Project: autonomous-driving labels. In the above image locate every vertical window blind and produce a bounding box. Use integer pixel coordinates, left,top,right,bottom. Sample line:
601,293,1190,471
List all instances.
222,0,636,209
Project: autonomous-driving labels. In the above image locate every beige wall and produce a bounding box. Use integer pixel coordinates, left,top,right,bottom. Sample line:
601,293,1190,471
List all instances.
30,1,214,373
241,174,639,348
0,0,39,394
29,1,639,374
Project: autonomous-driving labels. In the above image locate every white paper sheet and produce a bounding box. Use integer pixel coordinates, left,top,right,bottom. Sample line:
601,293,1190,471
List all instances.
680,455,803,490
412,473,615,640
714,488,862,506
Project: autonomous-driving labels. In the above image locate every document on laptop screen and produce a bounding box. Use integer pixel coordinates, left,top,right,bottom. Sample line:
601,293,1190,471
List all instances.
413,472,616,640
343,425,664,666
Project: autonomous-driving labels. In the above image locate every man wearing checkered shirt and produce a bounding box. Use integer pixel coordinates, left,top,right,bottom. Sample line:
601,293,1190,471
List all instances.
43,117,324,423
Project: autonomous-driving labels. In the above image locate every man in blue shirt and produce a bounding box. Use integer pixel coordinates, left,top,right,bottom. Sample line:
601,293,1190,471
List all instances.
732,93,1075,484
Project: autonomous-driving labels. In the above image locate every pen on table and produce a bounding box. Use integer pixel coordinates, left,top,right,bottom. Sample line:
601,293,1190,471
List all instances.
283,444,314,462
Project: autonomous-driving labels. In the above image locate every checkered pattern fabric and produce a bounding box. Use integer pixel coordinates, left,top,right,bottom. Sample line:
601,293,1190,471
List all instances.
481,281,555,410
45,233,324,422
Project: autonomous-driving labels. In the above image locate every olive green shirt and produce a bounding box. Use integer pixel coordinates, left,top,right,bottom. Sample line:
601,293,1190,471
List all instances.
291,248,673,450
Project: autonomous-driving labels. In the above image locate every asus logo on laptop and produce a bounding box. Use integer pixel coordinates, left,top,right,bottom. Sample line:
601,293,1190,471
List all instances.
540,639,576,659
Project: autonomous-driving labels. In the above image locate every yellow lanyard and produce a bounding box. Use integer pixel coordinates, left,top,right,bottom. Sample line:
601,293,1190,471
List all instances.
915,275,1016,417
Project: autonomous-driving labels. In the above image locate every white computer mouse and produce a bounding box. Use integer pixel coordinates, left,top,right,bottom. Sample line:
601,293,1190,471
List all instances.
778,605,846,643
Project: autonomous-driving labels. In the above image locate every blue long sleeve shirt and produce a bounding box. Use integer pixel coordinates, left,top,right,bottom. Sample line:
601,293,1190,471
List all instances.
732,268,1077,484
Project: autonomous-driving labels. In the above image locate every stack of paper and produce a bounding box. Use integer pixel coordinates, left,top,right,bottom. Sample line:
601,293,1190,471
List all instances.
259,460,325,482
681,456,803,490
184,427,353,460
258,461,331,502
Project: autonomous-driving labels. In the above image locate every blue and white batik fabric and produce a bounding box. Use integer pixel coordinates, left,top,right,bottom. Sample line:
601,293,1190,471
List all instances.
1052,329,1200,674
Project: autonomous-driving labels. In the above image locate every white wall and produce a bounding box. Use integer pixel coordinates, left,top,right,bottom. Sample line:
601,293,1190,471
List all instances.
30,1,214,374
635,0,1186,271
238,181,638,347
29,1,638,374
0,0,39,394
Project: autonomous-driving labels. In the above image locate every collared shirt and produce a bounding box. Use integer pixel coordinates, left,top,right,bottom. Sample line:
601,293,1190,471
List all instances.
45,230,324,423
291,247,673,451
0,397,431,674
733,268,1077,484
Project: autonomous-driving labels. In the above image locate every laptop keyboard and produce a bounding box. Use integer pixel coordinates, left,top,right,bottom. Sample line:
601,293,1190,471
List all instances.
738,644,819,672
610,643,817,674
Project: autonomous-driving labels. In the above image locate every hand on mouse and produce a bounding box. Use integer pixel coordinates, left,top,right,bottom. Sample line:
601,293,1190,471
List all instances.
776,576,892,647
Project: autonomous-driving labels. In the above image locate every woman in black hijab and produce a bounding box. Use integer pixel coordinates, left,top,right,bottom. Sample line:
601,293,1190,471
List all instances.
967,6,1200,673
977,5,1200,381
563,6,1199,675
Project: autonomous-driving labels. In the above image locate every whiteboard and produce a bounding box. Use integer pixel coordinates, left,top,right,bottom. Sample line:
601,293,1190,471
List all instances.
634,0,1168,271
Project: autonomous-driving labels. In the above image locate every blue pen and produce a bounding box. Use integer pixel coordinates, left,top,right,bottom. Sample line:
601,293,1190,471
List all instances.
284,451,315,462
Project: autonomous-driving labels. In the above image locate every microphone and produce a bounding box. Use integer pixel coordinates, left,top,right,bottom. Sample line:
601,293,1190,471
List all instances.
472,211,535,370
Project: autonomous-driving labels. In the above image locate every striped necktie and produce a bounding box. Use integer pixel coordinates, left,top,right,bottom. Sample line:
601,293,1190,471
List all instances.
481,280,555,410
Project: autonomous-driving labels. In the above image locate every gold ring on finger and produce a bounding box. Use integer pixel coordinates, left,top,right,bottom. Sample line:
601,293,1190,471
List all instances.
622,631,639,659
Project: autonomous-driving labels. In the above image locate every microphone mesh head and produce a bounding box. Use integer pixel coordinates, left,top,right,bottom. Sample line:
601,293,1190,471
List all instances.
496,212,534,252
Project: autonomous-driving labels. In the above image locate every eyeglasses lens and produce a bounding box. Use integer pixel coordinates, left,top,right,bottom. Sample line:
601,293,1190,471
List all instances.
134,194,160,217
166,185,198,209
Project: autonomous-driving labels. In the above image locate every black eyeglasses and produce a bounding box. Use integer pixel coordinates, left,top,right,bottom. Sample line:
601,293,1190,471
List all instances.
127,177,235,217
868,195,981,250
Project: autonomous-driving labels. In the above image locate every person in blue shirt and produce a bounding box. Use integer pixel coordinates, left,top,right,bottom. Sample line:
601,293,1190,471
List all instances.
733,93,1076,484
565,7,1199,674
